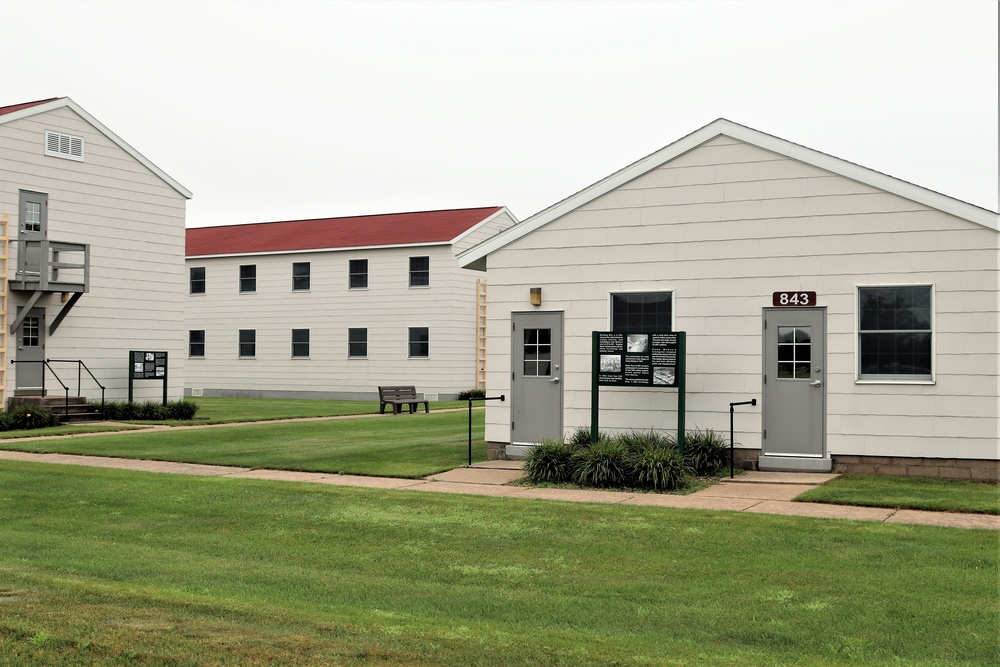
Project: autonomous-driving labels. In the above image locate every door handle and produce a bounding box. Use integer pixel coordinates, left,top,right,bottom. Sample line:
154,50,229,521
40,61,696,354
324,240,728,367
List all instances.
810,380,822,387
549,377,560,384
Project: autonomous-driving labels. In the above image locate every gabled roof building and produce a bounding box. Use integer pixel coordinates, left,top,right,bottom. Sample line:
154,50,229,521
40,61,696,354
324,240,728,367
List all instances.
185,206,517,400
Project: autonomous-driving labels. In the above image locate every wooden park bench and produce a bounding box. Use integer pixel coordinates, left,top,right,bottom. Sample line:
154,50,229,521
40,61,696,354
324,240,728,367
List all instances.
378,385,430,415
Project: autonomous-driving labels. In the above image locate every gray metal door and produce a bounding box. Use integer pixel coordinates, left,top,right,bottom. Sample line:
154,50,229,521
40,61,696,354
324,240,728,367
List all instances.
16,308,46,392
511,311,563,452
762,308,825,459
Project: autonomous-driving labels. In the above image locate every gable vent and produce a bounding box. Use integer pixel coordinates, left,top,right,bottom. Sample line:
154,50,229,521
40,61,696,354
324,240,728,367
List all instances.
45,130,84,161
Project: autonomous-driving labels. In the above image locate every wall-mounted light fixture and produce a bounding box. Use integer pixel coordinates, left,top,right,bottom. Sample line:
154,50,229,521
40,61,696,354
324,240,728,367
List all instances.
529,287,542,307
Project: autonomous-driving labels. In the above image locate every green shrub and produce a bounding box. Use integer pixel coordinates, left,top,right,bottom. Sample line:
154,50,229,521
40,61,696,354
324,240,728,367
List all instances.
615,429,676,455
8,404,55,430
572,440,630,488
630,445,688,491
167,399,199,420
568,426,610,448
0,412,14,431
524,439,577,483
456,388,486,401
92,400,136,420
137,401,170,420
683,427,729,476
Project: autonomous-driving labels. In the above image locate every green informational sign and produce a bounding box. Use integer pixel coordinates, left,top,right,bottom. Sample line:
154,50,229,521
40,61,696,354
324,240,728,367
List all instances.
591,331,686,453
597,332,680,387
128,350,168,405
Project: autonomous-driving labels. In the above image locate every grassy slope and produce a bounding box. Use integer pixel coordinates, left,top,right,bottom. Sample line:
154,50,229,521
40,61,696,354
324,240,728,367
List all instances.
0,461,996,666
0,410,485,478
797,475,1000,515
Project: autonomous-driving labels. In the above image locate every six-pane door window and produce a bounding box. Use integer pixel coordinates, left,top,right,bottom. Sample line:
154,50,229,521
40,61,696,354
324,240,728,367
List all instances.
858,286,932,380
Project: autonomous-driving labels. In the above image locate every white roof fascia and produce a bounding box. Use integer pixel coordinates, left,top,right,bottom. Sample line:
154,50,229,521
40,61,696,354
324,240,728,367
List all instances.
0,98,193,199
449,206,520,246
186,240,451,260
459,118,998,269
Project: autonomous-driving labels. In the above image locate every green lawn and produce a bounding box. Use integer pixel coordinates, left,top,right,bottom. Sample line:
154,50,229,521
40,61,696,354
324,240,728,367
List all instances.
0,460,996,666
796,475,1000,515
142,396,468,424
0,409,485,478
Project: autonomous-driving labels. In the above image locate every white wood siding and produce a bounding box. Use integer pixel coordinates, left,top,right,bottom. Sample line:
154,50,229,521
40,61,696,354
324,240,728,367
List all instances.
483,136,999,460
186,243,483,397
1,107,188,402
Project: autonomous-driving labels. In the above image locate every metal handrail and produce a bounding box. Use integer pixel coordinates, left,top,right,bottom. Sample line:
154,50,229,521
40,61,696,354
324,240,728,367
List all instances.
9,358,106,417
47,359,106,415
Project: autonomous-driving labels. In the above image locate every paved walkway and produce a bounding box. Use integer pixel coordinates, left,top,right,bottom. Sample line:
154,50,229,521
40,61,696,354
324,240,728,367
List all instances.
0,450,996,530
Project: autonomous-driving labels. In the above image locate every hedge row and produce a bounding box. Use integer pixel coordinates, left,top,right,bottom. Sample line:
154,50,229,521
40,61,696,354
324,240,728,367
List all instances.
523,427,729,491
89,400,199,421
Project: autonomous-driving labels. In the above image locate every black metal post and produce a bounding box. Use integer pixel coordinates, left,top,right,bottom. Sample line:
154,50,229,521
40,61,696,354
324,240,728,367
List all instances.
729,399,757,478
468,395,505,466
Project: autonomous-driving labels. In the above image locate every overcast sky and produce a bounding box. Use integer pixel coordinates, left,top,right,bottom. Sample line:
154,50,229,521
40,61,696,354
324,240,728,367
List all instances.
3,1,997,227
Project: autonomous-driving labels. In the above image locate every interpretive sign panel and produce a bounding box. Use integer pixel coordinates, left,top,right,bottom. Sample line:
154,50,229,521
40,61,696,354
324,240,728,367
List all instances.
128,350,168,404
596,332,679,388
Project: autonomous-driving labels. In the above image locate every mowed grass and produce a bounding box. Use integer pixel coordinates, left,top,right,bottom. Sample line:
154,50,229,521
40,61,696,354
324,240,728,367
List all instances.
797,475,1000,515
0,461,996,667
0,410,485,478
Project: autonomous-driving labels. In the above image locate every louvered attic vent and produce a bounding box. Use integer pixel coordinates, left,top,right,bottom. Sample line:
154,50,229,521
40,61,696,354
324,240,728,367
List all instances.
45,130,84,161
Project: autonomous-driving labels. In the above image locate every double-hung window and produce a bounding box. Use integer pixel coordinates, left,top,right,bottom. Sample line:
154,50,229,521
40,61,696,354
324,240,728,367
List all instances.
610,291,673,333
408,327,429,358
292,262,310,291
291,329,310,358
239,329,256,358
858,285,933,381
190,267,206,294
348,328,368,358
239,265,256,293
189,330,205,357
409,256,429,287
349,259,368,289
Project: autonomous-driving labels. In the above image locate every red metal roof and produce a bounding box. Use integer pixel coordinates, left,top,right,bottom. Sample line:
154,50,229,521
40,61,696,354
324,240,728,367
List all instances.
187,207,504,256
0,97,64,116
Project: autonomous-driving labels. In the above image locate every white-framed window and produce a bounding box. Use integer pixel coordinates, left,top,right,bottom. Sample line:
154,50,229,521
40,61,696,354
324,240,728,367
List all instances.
408,327,429,358
239,329,256,358
348,328,367,358
349,259,368,289
409,256,429,287
45,130,84,161
291,329,310,358
292,262,310,291
857,285,933,382
189,330,205,357
190,267,206,294
610,291,673,333
239,264,256,293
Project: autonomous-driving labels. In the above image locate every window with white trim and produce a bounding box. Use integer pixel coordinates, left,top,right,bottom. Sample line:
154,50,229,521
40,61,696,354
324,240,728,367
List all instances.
291,329,310,358
858,285,932,381
409,256,429,287
292,262,310,291
189,330,205,357
239,329,256,358
45,130,84,161
239,265,256,293
349,259,368,289
610,292,673,333
190,267,206,294
348,328,367,358
408,327,429,358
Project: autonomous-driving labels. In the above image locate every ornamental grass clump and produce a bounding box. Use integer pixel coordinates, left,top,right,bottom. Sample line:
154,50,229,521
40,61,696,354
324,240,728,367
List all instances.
572,440,630,488
630,445,688,491
7,404,55,430
683,427,729,476
568,425,610,448
616,429,676,456
523,439,576,483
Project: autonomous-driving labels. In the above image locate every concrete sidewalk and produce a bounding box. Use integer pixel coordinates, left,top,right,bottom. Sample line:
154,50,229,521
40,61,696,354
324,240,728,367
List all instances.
0,450,996,530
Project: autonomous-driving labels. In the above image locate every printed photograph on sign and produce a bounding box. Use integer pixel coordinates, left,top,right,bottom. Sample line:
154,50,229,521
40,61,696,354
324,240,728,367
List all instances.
626,334,649,353
600,354,622,372
145,353,154,361
133,363,143,373
653,366,676,386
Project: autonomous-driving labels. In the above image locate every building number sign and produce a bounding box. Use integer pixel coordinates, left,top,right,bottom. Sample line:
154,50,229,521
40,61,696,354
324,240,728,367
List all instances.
772,291,817,307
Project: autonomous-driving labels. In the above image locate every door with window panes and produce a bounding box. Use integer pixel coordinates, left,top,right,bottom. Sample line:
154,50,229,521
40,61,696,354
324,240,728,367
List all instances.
762,308,826,458
511,312,563,449
16,308,46,392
